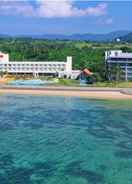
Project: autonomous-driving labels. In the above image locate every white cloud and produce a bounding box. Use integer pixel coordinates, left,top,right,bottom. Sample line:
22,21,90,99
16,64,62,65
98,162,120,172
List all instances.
105,18,113,24
97,17,113,25
0,0,108,18
36,0,73,17
36,0,107,17
0,1,34,16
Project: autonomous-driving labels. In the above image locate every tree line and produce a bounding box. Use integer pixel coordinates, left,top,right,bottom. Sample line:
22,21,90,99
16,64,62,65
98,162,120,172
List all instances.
0,38,131,81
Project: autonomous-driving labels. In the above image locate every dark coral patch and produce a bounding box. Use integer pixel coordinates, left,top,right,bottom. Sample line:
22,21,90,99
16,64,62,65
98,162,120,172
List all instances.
21,121,44,129
0,154,14,171
0,174,9,184
0,123,14,131
123,128,132,138
99,164,107,171
0,153,58,184
115,150,132,159
116,141,132,151
87,127,115,140
32,161,57,177
64,161,104,184
0,154,33,184
6,167,33,184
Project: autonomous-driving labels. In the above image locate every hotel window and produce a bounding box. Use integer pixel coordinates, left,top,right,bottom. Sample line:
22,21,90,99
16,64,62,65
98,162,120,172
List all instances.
115,52,118,57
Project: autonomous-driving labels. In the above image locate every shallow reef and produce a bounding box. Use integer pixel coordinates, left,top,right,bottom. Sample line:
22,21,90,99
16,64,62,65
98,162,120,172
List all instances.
0,95,132,184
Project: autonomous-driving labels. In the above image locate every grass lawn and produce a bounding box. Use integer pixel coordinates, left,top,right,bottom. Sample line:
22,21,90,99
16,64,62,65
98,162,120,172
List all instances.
52,79,132,88
57,79,80,86
91,81,132,88
57,79,132,88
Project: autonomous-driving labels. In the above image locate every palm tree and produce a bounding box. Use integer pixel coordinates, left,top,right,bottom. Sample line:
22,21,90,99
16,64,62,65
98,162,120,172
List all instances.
109,64,123,81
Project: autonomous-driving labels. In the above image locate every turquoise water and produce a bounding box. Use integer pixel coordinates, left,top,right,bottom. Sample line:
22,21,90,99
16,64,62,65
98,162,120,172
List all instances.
8,79,58,87
0,95,132,184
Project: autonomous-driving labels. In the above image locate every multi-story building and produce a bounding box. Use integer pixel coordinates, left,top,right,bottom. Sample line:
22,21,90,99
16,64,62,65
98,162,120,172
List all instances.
0,51,80,79
105,50,132,81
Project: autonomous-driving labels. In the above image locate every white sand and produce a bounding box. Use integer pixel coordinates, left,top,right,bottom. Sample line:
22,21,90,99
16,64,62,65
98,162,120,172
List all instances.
0,88,132,99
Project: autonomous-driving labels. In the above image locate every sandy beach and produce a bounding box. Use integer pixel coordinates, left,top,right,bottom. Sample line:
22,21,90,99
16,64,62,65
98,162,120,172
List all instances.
0,86,132,99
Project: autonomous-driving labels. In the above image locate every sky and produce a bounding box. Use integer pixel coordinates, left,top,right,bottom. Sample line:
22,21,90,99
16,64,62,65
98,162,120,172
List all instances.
0,0,132,35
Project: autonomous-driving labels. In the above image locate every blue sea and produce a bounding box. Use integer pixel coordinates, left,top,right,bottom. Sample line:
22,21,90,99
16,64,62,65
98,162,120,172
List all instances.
0,95,132,184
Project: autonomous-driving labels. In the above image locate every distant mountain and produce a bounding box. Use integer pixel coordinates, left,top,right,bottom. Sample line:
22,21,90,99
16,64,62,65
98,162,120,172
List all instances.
0,34,9,38
0,30,130,42
119,32,132,42
30,31,130,42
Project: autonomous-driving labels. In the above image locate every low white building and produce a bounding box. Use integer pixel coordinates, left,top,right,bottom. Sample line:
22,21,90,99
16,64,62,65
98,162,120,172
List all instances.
105,50,132,81
0,52,80,79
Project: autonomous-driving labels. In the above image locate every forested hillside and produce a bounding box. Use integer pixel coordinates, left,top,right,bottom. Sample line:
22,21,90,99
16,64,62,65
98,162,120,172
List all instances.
120,32,132,42
0,38,132,80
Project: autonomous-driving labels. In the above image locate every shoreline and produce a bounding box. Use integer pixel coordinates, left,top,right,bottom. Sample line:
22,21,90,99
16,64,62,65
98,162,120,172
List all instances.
0,86,132,99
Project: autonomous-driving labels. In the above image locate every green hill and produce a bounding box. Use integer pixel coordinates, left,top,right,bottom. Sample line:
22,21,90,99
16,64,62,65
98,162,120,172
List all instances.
120,32,132,42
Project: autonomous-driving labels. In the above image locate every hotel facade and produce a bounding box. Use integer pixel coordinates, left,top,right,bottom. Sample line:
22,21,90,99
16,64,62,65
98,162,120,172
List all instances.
0,52,80,79
105,50,132,81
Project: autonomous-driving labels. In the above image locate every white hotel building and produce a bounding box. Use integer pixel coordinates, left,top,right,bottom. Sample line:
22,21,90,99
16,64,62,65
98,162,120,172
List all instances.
0,52,80,79
105,50,132,81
